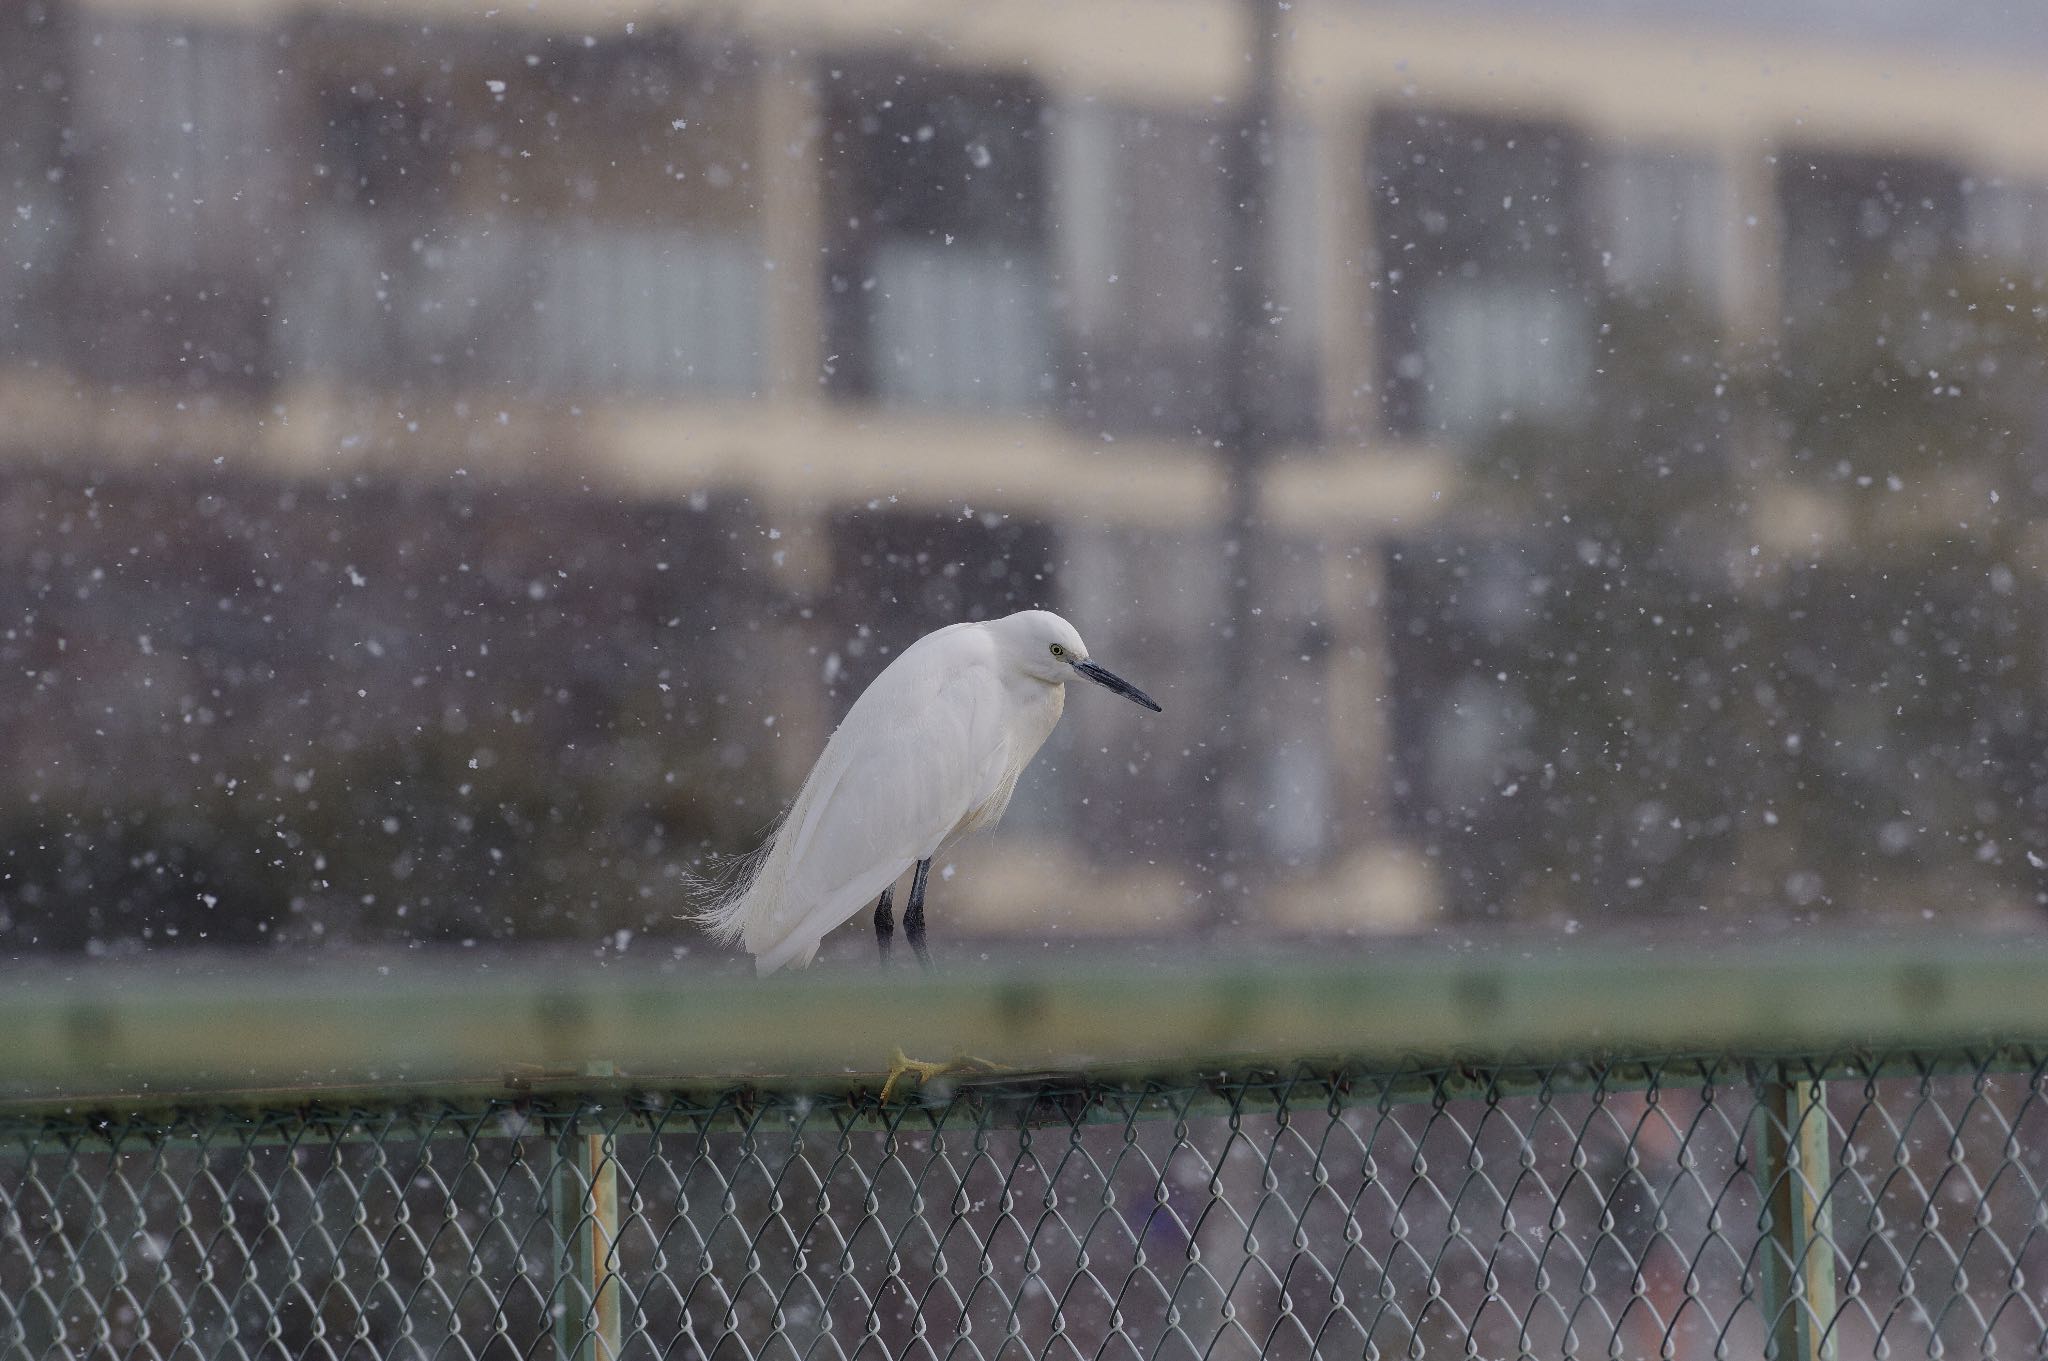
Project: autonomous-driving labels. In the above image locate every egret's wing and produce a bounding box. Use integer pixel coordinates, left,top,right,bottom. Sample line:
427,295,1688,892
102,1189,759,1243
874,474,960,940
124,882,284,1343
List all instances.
785,661,1005,893
745,629,1009,969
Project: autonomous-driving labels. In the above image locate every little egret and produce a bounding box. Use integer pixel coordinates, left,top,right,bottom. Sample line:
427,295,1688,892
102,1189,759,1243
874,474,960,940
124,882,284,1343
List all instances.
694,610,1161,979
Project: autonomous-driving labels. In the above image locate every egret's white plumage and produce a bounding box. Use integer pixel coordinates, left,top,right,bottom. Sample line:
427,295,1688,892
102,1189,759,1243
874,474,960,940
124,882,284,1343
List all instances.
695,610,1159,973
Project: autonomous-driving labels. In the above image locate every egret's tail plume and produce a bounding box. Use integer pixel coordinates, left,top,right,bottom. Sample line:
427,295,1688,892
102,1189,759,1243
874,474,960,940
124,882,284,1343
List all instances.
683,832,778,951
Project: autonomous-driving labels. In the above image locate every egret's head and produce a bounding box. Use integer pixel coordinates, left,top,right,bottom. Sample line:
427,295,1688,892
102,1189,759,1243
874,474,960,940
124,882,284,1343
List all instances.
990,610,1163,712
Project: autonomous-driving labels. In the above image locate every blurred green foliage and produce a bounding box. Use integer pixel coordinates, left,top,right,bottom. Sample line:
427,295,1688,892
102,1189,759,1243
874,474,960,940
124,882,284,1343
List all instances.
1395,269,2048,926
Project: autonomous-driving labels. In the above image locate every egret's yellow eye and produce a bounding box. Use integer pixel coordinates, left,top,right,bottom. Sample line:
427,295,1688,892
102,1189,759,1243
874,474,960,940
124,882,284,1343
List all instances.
1050,643,1066,659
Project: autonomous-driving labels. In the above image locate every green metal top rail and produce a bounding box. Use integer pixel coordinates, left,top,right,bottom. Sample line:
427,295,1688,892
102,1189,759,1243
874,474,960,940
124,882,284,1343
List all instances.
3,935,2047,1116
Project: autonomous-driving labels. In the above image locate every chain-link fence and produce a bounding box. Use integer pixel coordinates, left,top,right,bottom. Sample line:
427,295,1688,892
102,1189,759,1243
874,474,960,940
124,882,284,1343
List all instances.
5,1047,2047,1359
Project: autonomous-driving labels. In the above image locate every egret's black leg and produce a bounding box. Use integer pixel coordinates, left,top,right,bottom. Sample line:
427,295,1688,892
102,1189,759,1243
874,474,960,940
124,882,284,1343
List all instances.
905,858,933,970
873,886,895,963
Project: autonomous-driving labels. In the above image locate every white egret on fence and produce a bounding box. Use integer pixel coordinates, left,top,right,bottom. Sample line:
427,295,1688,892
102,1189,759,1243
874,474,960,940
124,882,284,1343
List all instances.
694,609,1161,983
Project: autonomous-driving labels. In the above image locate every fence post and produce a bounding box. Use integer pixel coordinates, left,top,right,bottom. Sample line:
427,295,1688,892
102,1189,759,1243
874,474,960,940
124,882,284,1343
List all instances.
1755,1070,1837,1361
552,1083,622,1361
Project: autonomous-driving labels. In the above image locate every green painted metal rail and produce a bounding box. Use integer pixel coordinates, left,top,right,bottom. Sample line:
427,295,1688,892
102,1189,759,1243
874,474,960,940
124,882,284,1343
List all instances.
3,936,2047,1112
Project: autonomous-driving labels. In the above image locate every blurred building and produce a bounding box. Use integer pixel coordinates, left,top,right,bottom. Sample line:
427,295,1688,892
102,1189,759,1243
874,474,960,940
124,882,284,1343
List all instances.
4,0,2048,950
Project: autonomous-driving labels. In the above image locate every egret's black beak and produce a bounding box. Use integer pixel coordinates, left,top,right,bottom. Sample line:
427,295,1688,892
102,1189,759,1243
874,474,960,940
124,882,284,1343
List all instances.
1073,659,1163,712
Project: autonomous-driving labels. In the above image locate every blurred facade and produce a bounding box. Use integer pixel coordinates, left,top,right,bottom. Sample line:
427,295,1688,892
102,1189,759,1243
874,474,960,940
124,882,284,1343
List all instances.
6,0,2048,955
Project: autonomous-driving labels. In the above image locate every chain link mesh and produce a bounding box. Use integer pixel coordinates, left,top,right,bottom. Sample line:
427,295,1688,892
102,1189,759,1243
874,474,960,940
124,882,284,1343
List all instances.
4,1049,2046,1358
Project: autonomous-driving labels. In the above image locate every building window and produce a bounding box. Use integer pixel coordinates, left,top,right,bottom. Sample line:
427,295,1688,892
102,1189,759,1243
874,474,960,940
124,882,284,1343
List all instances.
1051,103,1320,441
1597,148,1726,303
280,26,761,397
1416,280,1591,437
62,18,285,390
1963,178,2048,273
1383,536,1540,808
0,1,72,362
1371,108,1594,441
1778,149,1965,316
823,66,1053,413
1053,104,1228,433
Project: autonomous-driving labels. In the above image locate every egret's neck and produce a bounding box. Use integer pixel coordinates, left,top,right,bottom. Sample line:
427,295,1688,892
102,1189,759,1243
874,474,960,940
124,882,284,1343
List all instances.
1008,670,1066,749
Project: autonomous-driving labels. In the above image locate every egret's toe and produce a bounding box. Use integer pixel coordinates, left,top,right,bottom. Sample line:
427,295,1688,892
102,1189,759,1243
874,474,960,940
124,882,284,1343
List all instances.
880,1047,948,1103
878,1048,1013,1102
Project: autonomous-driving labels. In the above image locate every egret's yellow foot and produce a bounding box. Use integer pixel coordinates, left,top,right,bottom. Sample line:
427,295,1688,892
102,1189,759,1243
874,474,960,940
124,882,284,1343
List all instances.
879,1047,1012,1102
